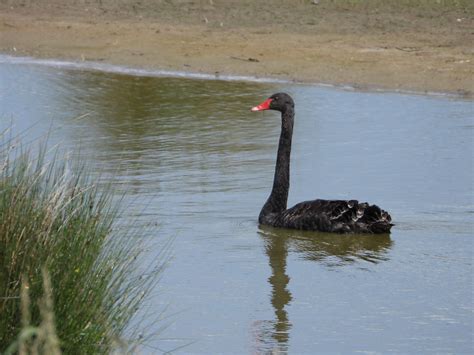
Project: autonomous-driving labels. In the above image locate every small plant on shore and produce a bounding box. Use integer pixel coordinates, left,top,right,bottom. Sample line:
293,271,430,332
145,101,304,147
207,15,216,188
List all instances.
0,136,166,353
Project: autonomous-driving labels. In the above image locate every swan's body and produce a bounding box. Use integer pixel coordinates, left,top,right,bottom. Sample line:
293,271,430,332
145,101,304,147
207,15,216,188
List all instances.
251,93,392,234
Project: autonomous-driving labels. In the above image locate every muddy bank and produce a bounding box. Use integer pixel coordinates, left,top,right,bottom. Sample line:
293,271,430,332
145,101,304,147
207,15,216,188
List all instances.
1,1,473,96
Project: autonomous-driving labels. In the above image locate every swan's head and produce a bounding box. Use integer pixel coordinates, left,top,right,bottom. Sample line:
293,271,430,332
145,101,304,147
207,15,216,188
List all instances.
251,93,294,112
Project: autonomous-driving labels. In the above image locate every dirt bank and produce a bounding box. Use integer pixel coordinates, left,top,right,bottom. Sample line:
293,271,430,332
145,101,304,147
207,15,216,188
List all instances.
1,0,473,96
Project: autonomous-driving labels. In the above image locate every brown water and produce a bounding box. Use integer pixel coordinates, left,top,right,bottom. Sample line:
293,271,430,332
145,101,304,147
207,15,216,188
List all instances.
1,57,473,353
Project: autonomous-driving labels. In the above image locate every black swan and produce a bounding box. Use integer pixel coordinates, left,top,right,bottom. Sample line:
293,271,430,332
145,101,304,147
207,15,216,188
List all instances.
251,93,392,234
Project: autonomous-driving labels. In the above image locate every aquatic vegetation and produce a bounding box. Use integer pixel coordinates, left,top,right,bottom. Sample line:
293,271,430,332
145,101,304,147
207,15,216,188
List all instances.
0,135,166,353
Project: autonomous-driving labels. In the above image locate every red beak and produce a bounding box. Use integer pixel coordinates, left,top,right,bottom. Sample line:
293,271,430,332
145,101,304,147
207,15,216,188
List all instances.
251,98,273,112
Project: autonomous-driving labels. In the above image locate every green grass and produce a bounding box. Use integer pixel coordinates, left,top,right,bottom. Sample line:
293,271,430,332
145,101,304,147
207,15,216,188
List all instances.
4,269,61,355
309,0,473,14
0,135,167,353
324,0,471,8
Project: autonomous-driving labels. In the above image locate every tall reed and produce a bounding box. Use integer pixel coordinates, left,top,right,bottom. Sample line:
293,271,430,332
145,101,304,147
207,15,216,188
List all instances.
0,136,165,353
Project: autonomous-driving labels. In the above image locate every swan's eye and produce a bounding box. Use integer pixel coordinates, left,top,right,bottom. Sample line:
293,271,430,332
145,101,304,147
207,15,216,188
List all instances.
274,97,279,101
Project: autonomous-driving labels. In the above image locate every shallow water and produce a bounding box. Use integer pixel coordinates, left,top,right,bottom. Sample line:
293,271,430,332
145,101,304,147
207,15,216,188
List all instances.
1,58,473,353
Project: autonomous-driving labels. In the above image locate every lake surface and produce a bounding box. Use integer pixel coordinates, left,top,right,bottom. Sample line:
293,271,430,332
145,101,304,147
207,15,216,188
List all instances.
1,56,473,354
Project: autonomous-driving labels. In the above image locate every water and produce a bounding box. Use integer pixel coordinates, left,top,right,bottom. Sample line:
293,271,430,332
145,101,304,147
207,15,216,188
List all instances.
1,57,473,354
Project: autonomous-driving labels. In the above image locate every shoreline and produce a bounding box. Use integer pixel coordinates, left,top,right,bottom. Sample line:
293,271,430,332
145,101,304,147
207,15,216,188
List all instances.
1,2,473,98
1,53,467,99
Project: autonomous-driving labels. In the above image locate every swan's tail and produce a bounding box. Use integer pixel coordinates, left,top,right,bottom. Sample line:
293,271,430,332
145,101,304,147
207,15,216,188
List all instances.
370,220,394,234
365,205,393,233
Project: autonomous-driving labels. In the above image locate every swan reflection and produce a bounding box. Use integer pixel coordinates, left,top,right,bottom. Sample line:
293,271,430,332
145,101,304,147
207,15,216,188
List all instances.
253,227,392,353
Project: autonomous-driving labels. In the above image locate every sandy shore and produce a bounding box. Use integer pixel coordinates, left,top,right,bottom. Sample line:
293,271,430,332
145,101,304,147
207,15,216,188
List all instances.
1,1,473,97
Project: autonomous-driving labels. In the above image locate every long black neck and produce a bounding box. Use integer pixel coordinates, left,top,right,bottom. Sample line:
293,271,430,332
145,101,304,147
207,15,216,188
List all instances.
259,106,294,222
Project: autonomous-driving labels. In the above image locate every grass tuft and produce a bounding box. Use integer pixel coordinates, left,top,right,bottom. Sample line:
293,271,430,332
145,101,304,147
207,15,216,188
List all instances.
0,133,166,353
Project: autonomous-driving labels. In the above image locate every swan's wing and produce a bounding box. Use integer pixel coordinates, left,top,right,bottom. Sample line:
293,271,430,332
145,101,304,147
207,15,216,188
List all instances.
279,199,392,233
